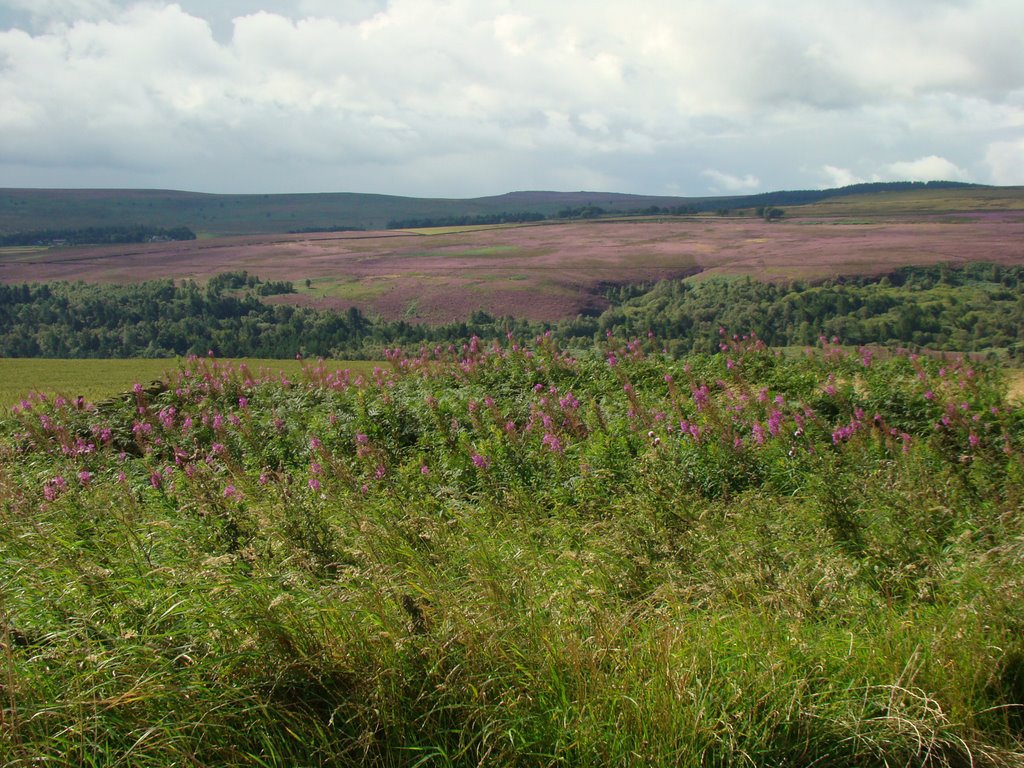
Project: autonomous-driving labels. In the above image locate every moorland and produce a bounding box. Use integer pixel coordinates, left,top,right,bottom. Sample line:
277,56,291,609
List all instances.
1,183,1024,767
2,184,1023,325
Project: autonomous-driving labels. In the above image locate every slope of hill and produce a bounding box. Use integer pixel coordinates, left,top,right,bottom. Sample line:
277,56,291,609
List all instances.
0,181,999,237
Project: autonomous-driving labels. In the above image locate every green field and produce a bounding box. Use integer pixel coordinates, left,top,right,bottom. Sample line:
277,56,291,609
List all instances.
0,357,378,407
793,186,1024,217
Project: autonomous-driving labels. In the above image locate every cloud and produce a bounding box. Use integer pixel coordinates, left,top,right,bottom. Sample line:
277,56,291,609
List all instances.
820,166,865,188
881,155,968,182
702,170,761,193
984,139,1024,185
0,1,1023,195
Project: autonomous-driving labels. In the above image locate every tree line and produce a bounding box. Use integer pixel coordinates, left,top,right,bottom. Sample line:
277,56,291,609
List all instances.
0,226,196,247
0,262,1021,359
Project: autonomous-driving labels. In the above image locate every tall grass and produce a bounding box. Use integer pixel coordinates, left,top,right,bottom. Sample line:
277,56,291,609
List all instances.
1,339,1022,766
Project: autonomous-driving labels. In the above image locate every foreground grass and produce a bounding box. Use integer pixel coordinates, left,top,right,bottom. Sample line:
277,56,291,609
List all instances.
1,338,1022,766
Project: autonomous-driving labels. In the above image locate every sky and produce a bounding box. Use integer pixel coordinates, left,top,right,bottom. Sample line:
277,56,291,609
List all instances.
1,0,1023,198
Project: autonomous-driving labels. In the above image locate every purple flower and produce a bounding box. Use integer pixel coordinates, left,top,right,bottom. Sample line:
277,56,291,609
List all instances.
78,471,92,486
471,453,491,470
542,433,564,453
752,422,766,446
308,477,321,491
692,385,710,410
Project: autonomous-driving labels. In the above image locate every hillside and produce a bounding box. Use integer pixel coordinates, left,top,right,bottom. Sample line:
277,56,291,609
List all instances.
0,188,701,237
0,181,1002,237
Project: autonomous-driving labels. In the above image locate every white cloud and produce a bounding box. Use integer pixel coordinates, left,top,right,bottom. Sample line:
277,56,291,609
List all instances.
821,165,865,188
0,1,1023,195
985,139,1024,185
702,170,761,193
881,155,968,182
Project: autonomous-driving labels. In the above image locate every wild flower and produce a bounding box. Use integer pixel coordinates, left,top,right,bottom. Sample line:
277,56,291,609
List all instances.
752,422,766,446
308,477,321,491
542,433,563,453
43,475,68,501
692,385,710,410
471,453,491,470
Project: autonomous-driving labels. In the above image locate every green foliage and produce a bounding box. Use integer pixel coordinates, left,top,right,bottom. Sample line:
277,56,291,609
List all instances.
1,336,1022,765
594,263,1024,356
0,224,195,246
2,263,1024,361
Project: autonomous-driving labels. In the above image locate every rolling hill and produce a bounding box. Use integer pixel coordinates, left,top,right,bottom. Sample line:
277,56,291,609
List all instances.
0,181,1005,238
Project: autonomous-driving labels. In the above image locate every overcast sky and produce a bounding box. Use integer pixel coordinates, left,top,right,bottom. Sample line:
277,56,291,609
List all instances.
1,0,1022,197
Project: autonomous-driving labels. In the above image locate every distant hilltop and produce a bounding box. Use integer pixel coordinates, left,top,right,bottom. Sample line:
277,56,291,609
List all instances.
0,181,999,238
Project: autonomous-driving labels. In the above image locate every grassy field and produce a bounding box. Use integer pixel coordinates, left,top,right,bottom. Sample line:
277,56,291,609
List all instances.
0,357,378,407
2,337,1022,765
793,185,1024,217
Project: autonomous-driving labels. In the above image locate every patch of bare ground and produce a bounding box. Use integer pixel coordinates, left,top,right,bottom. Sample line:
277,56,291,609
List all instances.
2,214,1023,323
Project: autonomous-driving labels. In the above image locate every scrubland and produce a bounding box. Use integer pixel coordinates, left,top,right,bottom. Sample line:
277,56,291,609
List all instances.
2,334,1022,766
